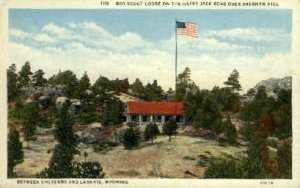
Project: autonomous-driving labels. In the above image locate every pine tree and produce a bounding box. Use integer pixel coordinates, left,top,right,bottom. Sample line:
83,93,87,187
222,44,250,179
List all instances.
131,78,144,97
144,123,160,143
163,118,178,142
123,126,141,149
224,116,237,144
224,69,242,93
7,64,19,102
22,102,40,148
18,61,32,88
32,69,47,87
76,71,91,100
39,103,105,178
7,127,24,177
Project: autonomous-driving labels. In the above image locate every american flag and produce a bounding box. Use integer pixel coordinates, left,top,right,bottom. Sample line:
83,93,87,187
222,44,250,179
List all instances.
176,21,198,38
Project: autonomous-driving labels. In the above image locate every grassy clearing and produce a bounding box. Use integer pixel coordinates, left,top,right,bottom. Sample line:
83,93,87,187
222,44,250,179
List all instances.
15,134,246,178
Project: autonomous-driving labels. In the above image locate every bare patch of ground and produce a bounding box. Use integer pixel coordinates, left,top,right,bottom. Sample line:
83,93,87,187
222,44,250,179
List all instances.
15,133,246,178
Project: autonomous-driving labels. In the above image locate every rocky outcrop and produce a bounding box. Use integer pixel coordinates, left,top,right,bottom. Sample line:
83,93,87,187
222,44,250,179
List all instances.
80,123,126,144
254,76,292,97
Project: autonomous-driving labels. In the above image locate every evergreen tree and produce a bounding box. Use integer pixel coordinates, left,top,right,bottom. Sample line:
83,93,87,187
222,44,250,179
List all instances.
277,139,292,178
76,71,91,100
175,67,198,101
48,70,78,98
223,116,237,144
7,64,19,102
100,98,124,126
224,69,242,93
18,61,32,87
92,75,113,94
144,123,160,143
131,78,144,97
144,80,163,101
186,90,222,130
123,126,141,149
38,103,105,178
7,127,24,177
163,118,178,142
32,69,47,87
22,102,40,148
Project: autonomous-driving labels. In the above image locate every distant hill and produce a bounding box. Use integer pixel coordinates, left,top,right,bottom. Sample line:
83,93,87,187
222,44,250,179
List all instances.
254,76,292,97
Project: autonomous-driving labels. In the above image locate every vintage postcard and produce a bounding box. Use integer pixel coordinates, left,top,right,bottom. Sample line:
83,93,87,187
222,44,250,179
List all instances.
0,0,300,187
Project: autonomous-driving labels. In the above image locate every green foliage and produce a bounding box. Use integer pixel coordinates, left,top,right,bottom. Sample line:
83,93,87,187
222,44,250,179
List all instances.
223,116,237,144
131,78,145,97
163,118,178,142
32,69,47,87
240,86,291,140
123,126,141,149
144,80,163,101
144,123,160,143
75,71,91,100
7,64,19,102
22,102,40,148
175,67,199,102
240,122,256,142
73,162,105,178
48,70,78,98
204,145,268,178
185,90,222,130
74,109,100,124
204,157,241,178
92,76,113,93
38,103,105,178
211,86,231,111
7,127,24,177
111,78,130,93
92,142,119,153
277,139,292,178
100,98,124,126
18,61,32,87
224,69,242,93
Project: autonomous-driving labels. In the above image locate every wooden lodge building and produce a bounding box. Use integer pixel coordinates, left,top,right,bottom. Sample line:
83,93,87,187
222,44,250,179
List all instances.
126,101,185,125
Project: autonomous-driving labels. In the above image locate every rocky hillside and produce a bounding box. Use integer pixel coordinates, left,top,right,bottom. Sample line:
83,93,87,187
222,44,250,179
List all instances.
254,76,292,97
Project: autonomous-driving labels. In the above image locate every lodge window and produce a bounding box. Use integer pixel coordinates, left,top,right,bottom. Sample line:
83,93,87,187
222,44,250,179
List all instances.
131,115,138,122
176,115,181,123
165,115,172,122
153,115,162,122
142,115,148,122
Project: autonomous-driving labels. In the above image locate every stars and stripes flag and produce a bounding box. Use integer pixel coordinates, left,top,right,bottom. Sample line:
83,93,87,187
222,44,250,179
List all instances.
176,21,198,38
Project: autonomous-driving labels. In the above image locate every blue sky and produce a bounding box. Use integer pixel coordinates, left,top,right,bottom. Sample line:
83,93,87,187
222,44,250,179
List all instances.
8,9,292,92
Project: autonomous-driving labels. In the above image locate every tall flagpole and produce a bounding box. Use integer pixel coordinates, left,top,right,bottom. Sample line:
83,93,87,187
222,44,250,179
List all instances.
175,19,178,93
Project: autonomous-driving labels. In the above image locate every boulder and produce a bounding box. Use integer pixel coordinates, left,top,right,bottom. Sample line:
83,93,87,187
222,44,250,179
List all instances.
81,123,103,144
80,123,126,144
55,96,69,109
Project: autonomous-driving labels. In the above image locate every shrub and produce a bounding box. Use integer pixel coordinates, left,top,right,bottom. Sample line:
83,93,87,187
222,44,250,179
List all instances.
223,117,237,144
123,127,141,149
240,122,256,142
204,157,240,178
73,162,105,178
277,139,292,178
163,118,178,142
144,123,160,143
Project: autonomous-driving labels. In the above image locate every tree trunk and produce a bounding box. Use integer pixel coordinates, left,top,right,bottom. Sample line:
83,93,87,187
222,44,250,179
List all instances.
169,135,171,142
27,141,30,149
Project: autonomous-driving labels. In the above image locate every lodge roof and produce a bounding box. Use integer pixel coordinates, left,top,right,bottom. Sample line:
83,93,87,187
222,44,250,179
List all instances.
127,101,185,115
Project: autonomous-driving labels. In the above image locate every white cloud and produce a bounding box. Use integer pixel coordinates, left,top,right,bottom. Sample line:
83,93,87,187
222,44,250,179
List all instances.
42,23,73,37
204,27,290,42
10,28,29,38
8,23,292,93
33,34,57,44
